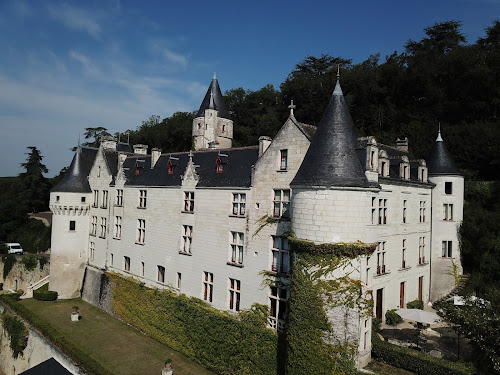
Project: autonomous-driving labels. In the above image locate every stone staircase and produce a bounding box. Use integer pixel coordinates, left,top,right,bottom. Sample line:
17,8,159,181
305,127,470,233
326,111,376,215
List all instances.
440,273,471,301
20,275,50,299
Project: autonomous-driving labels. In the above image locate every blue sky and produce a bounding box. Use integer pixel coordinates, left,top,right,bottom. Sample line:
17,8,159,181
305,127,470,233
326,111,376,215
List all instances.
1,0,498,177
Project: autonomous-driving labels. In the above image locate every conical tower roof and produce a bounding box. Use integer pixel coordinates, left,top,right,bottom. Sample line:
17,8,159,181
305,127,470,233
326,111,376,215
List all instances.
291,77,370,188
51,147,97,193
426,130,461,175
196,74,230,119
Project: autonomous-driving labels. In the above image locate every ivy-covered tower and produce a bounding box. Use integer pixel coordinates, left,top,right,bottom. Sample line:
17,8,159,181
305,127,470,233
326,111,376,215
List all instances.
192,74,233,150
49,146,96,298
427,128,464,301
289,75,377,368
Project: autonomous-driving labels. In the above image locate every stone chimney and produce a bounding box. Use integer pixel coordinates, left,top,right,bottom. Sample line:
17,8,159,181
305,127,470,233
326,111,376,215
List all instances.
101,136,117,151
133,144,148,155
151,148,161,168
259,136,272,157
396,137,409,153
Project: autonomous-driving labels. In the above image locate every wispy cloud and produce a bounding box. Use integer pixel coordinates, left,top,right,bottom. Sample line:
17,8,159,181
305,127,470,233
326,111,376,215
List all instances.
69,50,98,75
163,48,188,68
47,3,102,39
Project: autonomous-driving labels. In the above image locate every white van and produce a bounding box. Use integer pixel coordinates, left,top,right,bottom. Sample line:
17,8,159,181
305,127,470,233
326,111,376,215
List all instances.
6,243,24,255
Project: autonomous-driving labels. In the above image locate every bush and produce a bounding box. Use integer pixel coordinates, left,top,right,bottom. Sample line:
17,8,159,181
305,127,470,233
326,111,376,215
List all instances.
385,309,403,325
407,299,424,310
372,317,381,331
2,254,17,279
33,286,58,301
0,242,7,255
21,255,38,271
39,256,48,270
371,332,473,375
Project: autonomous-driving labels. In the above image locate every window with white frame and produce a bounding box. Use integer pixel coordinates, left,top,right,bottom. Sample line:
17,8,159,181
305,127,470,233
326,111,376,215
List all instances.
203,272,214,303
271,236,290,274
93,190,99,208
376,241,386,275
89,242,95,260
402,239,407,268
273,189,290,218
229,278,240,312
181,225,193,254
419,237,426,264
371,197,376,224
230,232,244,265
124,256,130,271
280,150,288,170
137,219,146,244
184,191,194,212
269,286,288,331
419,201,426,222
100,217,107,238
232,193,246,216
157,265,165,283
69,221,76,231
114,216,122,239
101,190,108,208
91,216,97,236
378,199,387,225
443,204,454,221
445,182,452,195
116,189,123,206
138,190,147,208
402,200,407,223
442,241,453,258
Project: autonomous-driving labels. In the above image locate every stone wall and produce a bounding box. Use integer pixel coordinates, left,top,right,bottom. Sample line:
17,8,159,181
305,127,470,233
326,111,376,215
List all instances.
80,266,115,317
0,256,49,293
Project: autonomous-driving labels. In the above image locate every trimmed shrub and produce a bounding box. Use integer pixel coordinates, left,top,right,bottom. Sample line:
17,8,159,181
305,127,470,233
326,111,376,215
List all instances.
372,317,381,332
385,309,403,325
407,299,424,310
371,332,473,375
33,286,58,301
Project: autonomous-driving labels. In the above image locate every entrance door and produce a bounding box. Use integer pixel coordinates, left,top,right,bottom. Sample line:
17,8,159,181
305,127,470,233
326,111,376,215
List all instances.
418,276,423,301
376,288,383,320
400,282,405,308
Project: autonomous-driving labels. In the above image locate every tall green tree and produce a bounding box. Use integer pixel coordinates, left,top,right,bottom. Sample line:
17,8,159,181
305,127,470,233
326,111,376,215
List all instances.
19,147,50,213
83,126,111,148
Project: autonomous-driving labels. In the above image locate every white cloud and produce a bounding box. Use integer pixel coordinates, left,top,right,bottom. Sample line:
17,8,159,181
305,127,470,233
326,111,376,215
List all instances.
163,49,188,68
69,50,98,75
47,3,102,39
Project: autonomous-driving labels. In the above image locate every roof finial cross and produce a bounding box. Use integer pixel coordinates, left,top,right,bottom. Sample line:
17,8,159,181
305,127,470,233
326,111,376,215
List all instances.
288,100,296,117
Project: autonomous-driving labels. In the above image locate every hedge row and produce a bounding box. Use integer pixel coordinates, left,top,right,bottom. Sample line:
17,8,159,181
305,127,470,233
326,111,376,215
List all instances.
108,273,281,375
33,288,58,301
371,332,474,375
0,294,113,375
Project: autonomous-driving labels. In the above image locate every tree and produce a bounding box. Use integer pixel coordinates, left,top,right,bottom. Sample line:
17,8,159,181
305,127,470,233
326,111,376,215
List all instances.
19,147,50,213
83,127,111,148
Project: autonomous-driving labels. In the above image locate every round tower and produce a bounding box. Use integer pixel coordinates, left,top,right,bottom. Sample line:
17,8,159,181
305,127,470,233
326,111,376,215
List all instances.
49,146,95,298
427,128,464,301
193,74,233,150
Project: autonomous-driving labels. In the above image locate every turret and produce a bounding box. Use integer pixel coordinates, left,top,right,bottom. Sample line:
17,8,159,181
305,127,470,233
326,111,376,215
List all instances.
193,74,233,150
49,145,97,298
427,127,464,301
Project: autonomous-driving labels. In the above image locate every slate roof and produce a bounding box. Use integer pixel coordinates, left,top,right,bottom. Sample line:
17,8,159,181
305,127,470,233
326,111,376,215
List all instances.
291,80,371,188
196,75,231,119
426,132,461,175
51,147,97,193
292,117,317,141
19,358,72,375
124,147,259,188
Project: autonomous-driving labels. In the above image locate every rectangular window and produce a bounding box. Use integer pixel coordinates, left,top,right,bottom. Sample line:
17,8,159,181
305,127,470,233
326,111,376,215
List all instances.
93,190,99,208
419,201,426,223
100,217,107,238
89,242,95,260
138,190,147,208
141,262,145,277
177,272,182,289
116,189,123,206
114,216,122,239
110,253,113,266
378,199,387,225
402,200,407,223
443,204,454,221
280,150,288,170
181,225,193,253
137,219,146,244
376,241,386,275
124,256,130,271
101,190,108,208
81,196,86,203
271,236,290,274
203,271,214,302
269,286,288,331
445,182,452,195
273,189,290,218
442,241,453,258
371,197,376,224
157,265,165,283
419,237,426,264
232,193,246,216
91,216,97,236
402,239,406,268
184,191,194,212
69,221,76,231
230,232,244,265
229,278,241,312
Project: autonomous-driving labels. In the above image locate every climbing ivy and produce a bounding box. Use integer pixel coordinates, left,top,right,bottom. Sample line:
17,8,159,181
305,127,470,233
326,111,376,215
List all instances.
2,312,28,358
285,237,376,375
2,254,17,279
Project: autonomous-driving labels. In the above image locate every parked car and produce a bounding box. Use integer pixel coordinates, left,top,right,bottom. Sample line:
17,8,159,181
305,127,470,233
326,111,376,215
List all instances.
6,243,24,254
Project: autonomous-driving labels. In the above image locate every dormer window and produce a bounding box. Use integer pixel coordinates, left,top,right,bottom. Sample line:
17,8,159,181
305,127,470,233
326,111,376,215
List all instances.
403,165,408,179
198,123,201,130
399,156,410,180
216,154,228,174
280,150,288,171
134,159,145,175
378,150,389,177
222,124,226,133
167,156,179,175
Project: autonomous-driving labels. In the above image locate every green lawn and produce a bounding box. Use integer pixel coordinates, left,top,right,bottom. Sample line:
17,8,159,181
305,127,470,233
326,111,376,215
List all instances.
364,360,414,374
18,298,215,375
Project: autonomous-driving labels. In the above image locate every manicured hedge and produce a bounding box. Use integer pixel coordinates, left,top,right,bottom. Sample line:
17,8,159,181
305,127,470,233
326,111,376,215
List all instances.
0,294,113,375
33,287,58,301
371,332,474,375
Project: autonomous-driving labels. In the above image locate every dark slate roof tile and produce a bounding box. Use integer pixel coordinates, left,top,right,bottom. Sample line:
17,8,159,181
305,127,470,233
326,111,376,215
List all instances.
51,147,97,193
196,75,230,119
19,358,72,375
427,134,461,175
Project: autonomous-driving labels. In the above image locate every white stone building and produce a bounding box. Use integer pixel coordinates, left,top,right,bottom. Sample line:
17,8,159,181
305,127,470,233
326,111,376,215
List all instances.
49,74,464,365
